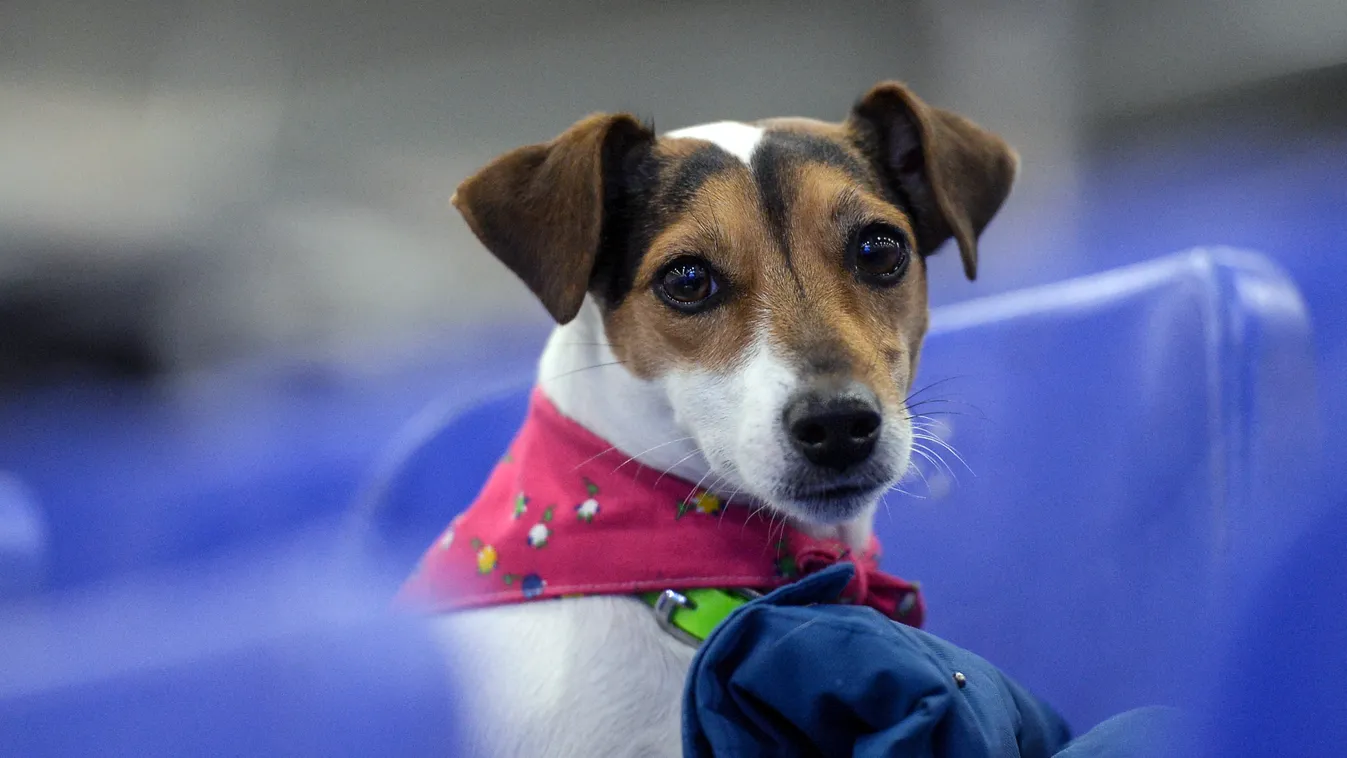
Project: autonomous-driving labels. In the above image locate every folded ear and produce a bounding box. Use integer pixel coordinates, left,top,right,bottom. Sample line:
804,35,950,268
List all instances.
848,82,1018,280
451,113,655,323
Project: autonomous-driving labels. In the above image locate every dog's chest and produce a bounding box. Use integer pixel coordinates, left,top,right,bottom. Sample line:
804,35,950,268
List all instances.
431,595,696,757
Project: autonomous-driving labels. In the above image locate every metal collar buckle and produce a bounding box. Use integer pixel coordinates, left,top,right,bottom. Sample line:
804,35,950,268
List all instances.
651,588,761,648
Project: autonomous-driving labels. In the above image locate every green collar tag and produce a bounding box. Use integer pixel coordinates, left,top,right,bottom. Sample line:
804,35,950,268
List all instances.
641,588,755,645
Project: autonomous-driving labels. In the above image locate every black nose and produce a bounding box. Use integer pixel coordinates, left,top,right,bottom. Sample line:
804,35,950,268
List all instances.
784,389,882,471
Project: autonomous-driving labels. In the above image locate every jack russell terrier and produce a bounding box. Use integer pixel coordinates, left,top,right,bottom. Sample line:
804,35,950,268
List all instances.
395,80,1018,757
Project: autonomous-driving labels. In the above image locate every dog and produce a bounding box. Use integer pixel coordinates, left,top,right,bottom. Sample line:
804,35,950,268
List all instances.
403,81,1017,757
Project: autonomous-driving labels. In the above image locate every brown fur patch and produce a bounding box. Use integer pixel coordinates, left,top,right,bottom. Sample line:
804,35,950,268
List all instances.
604,160,765,378
605,125,930,410
763,160,927,409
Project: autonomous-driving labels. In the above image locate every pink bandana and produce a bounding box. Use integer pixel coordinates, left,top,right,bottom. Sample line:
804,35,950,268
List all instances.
395,388,925,627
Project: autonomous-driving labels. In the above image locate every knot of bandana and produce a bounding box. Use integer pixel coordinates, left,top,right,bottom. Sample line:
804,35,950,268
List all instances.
788,533,926,627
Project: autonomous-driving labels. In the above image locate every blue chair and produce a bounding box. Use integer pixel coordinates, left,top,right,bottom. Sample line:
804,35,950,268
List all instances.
0,473,46,599
0,331,544,595
1202,487,1346,758
348,383,534,594
0,249,1320,754
0,531,465,757
357,248,1320,735
0,351,543,755
892,247,1320,730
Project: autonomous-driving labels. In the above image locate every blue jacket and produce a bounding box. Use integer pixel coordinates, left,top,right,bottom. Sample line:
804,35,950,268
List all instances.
683,564,1183,757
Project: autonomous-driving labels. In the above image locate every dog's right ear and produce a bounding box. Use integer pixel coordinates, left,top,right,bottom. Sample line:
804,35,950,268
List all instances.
451,114,655,324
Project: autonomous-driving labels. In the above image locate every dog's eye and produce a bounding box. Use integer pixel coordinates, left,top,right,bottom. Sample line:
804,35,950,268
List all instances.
852,224,912,286
656,257,721,312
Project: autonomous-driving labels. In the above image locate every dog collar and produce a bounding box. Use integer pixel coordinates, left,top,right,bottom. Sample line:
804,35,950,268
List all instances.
393,388,926,638
641,588,759,646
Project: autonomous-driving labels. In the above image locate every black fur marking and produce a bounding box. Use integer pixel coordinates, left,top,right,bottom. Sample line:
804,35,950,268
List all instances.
590,126,906,312
590,122,661,310
847,106,932,255
750,137,793,268
660,145,739,214
752,131,876,293
762,131,872,184
593,142,743,310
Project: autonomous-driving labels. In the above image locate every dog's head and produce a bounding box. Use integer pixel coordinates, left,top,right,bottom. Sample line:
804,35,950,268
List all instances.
452,81,1016,529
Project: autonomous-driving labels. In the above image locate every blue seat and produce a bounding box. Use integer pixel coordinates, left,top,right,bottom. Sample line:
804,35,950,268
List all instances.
1,249,1320,754
1202,487,1346,758
0,332,544,595
348,384,534,594
0,473,46,599
0,531,465,757
358,248,1321,734
887,248,1320,729
0,349,540,755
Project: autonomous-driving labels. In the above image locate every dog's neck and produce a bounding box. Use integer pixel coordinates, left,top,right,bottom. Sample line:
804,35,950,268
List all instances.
538,298,709,486
537,297,875,549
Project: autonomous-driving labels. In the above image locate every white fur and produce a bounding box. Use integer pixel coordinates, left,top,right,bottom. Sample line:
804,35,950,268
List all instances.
433,596,694,757
537,299,708,486
434,301,706,757
432,122,913,756
665,121,764,165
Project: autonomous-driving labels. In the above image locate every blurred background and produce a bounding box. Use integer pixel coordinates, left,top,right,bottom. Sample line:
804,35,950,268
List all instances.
0,0,1342,564
1,1,1345,752
2,0,1345,584
3,0,1344,378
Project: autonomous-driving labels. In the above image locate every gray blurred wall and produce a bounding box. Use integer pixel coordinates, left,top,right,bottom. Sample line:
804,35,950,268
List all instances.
2,0,1345,373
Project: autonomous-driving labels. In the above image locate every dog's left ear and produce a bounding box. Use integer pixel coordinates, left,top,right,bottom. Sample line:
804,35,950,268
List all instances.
848,82,1019,280
451,113,655,323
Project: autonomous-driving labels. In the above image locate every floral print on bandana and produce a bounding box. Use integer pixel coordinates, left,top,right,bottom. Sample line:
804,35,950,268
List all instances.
472,539,497,574
393,389,926,629
503,572,547,599
576,479,601,522
527,506,555,548
676,491,722,519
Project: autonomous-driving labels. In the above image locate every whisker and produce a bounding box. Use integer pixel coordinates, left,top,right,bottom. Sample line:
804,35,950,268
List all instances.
908,410,985,422
653,449,703,488
718,484,744,528
913,428,967,465
916,430,975,476
905,398,988,420
909,419,945,433
560,341,624,349
909,443,942,473
742,500,775,535
911,435,949,462
903,456,933,494
905,396,979,410
905,398,960,412
891,484,927,501
680,464,720,507
543,360,630,382
611,436,694,474
772,513,791,548
703,472,730,501
765,510,785,551
704,473,737,524
904,375,969,404
911,442,956,482
571,444,620,471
